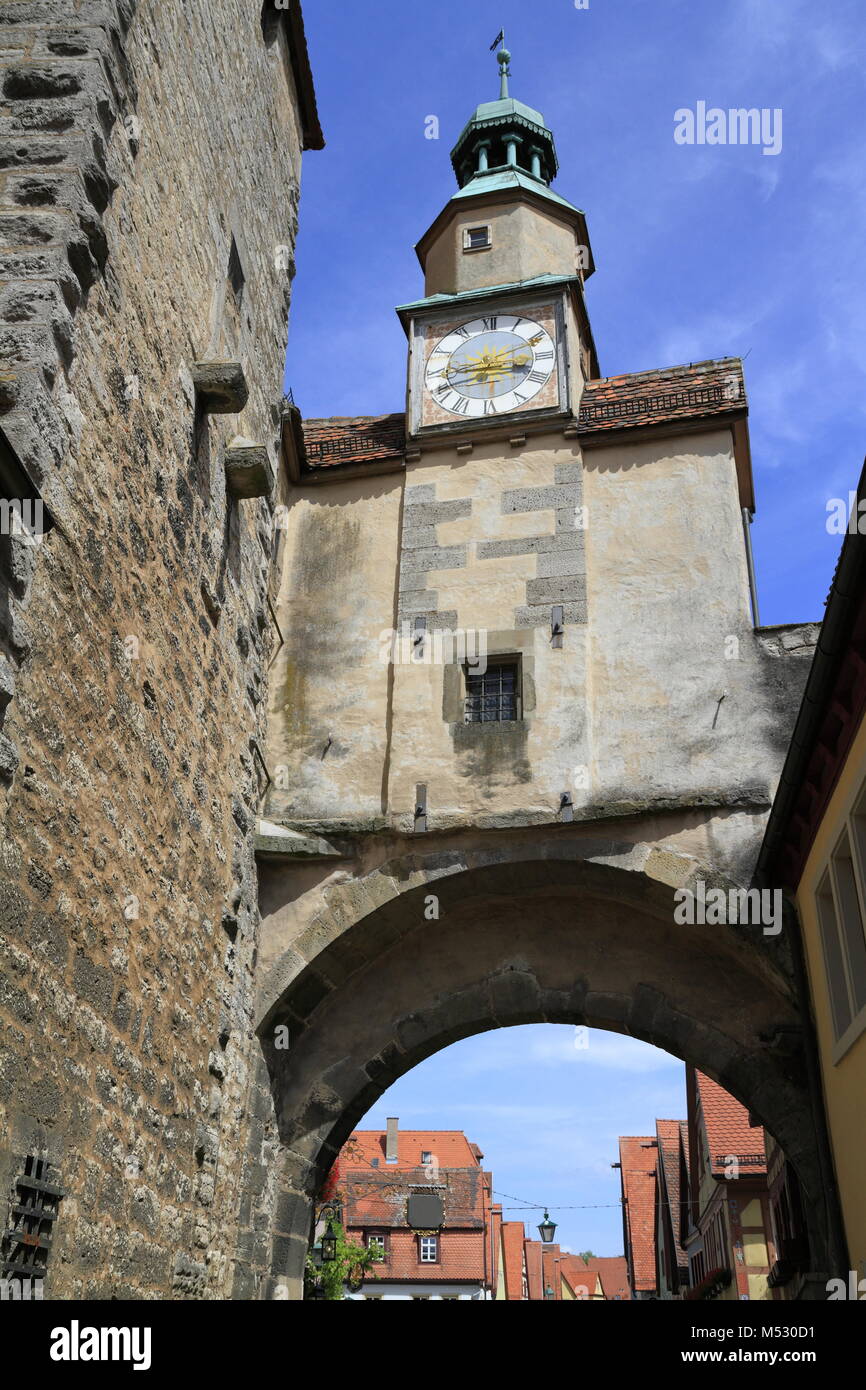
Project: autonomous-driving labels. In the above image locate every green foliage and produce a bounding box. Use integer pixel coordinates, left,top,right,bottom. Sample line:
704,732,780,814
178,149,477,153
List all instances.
577,1250,597,1264
305,1221,380,1301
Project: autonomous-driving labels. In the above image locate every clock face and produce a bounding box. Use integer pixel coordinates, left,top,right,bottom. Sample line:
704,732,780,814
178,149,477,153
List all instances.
424,313,557,419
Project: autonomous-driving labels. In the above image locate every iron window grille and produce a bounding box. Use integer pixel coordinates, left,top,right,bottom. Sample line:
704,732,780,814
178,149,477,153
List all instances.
464,657,521,724
1,1154,64,1287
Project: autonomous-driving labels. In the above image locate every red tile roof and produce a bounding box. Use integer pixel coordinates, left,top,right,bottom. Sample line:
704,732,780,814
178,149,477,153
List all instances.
500,1222,526,1300
619,1136,658,1294
302,413,405,471
297,359,746,474
695,1073,767,1175
338,1129,488,1233
561,1254,630,1300
541,1243,564,1300
655,1118,688,1268
578,358,745,438
524,1238,543,1301
341,1129,481,1172
559,1255,603,1299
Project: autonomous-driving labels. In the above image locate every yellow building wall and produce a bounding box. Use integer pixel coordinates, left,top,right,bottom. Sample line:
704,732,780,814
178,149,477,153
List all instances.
797,707,866,1274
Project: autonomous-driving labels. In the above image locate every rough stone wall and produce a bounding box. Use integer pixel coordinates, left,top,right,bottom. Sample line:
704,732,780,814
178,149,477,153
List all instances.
0,0,306,1298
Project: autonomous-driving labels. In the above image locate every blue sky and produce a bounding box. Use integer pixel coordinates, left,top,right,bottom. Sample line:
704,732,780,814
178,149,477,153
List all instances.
287,0,866,1257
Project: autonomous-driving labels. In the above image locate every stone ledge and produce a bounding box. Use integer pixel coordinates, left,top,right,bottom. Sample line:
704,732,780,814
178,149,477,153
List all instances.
254,819,345,860
224,438,274,500
191,359,248,414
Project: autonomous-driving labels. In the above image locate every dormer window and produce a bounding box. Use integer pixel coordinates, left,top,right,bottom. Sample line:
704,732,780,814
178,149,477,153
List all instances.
463,225,491,252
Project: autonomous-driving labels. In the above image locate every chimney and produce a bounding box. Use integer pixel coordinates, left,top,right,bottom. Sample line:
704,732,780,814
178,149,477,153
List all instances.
385,1116,398,1163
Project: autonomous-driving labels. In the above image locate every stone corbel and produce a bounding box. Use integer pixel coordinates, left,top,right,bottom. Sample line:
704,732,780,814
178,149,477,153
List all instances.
224,437,275,500
191,360,248,414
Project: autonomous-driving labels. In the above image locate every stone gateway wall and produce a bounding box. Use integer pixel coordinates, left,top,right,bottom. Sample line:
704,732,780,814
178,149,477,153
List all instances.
0,0,314,1298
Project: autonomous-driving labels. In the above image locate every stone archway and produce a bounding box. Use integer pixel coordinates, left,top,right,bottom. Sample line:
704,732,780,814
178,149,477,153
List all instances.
253,836,845,1299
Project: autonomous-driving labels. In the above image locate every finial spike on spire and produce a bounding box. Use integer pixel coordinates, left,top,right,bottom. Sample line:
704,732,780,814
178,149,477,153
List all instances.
490,28,511,99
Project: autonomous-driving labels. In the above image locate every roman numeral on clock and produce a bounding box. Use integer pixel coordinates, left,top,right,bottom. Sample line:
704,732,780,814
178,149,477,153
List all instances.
528,370,548,384
483,399,498,415
454,325,470,340
451,396,470,414
534,351,554,361
481,316,498,331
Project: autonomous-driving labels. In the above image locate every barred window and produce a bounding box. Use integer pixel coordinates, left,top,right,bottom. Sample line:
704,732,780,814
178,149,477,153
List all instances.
464,658,520,723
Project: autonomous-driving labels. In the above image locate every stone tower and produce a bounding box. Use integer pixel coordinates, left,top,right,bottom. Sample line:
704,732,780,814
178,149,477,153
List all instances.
255,52,836,1299
0,1,321,1299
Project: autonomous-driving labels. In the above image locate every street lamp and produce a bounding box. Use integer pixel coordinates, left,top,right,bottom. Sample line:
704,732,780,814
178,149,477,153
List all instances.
538,1210,557,1244
321,1218,338,1263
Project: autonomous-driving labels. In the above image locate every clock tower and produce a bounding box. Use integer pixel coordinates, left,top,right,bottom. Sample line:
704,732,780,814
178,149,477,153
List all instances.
402,42,598,439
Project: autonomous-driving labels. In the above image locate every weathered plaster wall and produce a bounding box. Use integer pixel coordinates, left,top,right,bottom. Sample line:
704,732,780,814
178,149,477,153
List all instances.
0,0,306,1298
265,423,817,876
422,198,584,298
265,473,403,826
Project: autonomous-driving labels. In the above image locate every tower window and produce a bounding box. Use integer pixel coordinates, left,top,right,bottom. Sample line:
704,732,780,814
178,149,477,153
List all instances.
464,656,521,723
463,225,491,252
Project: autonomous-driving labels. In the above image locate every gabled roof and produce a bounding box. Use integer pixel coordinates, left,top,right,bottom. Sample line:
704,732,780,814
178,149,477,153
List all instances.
500,1221,526,1300
343,1129,481,1170
338,1129,488,1229
563,1255,630,1301
559,1255,602,1299
655,1118,689,1269
695,1073,766,1176
619,1136,658,1294
524,1238,543,1300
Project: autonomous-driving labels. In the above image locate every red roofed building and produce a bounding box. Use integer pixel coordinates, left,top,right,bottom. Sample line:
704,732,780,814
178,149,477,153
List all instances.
541,1241,565,1300
684,1068,776,1301
561,1254,630,1301
337,1118,493,1299
618,1135,659,1299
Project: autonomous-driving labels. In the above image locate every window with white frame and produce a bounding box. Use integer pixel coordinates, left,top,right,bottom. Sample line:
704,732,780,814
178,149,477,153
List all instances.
419,1235,439,1263
365,1231,387,1260
815,795,866,1056
462,225,491,251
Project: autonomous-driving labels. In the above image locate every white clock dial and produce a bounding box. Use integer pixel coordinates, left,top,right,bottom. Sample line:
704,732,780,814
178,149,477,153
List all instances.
424,313,556,418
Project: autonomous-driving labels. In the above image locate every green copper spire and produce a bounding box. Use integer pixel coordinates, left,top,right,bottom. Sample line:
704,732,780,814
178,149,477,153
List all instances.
496,35,511,100
450,42,559,191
